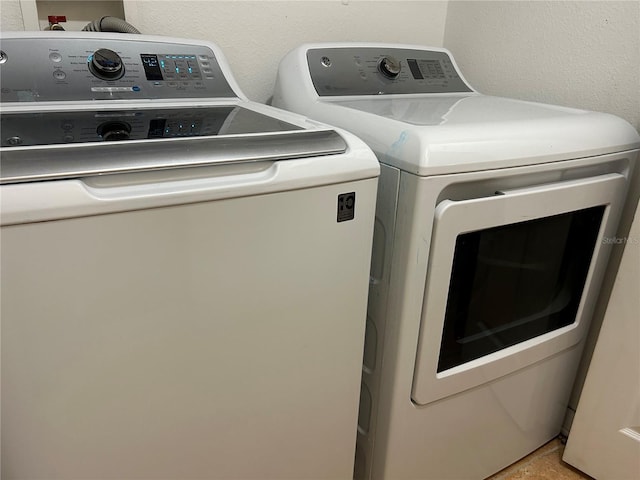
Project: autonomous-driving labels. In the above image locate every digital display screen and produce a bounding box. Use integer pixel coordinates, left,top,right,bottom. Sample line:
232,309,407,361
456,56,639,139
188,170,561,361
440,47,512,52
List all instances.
407,59,424,79
141,54,164,81
407,58,445,80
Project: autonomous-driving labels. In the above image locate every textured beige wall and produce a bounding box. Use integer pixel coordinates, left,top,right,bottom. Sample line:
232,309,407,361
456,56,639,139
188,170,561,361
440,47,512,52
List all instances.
0,0,26,30
123,1,448,102
444,1,640,130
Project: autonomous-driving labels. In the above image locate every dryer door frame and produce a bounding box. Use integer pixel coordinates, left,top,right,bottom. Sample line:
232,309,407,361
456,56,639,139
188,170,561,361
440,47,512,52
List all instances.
412,172,627,406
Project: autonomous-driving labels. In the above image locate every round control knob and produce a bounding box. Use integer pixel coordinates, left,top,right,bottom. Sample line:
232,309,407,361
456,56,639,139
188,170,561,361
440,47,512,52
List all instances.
97,121,131,141
378,56,401,79
89,49,124,80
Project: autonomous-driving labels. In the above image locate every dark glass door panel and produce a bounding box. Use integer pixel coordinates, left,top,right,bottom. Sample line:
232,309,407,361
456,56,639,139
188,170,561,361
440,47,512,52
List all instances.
437,205,605,372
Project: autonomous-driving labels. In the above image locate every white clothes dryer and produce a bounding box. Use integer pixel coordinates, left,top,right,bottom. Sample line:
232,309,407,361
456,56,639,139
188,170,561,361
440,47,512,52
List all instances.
273,43,640,479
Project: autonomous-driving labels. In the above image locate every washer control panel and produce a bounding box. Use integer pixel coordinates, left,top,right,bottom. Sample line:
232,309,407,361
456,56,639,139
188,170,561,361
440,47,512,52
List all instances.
0,37,236,102
307,47,472,96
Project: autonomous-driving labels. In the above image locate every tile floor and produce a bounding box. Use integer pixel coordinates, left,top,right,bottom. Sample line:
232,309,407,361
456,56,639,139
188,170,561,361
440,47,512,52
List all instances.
486,438,594,480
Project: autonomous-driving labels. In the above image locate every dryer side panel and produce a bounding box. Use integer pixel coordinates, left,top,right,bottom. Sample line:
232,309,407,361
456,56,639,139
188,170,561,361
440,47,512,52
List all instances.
356,163,400,480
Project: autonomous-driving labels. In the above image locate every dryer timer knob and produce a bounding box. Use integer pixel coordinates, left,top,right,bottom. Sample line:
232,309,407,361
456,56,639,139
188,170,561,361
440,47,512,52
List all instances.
89,48,124,80
378,56,401,79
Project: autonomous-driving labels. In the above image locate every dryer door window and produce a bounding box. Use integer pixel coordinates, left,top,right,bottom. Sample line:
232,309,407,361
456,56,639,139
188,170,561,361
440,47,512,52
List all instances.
437,205,604,373
411,173,626,406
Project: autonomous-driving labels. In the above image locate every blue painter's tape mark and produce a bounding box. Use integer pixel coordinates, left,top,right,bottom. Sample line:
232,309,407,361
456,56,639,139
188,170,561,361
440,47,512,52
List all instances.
380,130,409,163
391,131,408,151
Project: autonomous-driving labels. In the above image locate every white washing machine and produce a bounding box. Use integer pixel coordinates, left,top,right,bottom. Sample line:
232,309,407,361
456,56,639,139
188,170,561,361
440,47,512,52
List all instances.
0,33,379,479
273,43,640,479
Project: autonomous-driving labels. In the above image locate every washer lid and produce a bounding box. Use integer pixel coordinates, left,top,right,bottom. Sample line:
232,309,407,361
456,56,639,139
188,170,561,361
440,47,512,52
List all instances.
0,105,350,184
321,95,640,175
1,105,303,147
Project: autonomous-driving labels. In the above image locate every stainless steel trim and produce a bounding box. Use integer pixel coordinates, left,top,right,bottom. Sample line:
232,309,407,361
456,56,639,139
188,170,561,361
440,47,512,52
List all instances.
0,130,347,184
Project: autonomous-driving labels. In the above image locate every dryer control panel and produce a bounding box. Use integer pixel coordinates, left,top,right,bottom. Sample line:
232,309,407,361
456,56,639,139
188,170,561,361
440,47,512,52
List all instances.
307,47,472,96
0,36,236,102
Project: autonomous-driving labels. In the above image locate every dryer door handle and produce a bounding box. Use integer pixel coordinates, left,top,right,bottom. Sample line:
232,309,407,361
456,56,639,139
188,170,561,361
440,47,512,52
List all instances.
495,173,625,198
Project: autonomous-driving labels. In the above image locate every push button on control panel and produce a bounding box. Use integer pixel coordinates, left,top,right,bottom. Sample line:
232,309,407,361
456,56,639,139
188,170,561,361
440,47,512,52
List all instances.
141,54,208,85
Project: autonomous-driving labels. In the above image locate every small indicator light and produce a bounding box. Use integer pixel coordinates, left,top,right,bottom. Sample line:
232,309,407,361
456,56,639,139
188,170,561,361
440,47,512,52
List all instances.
132,86,141,92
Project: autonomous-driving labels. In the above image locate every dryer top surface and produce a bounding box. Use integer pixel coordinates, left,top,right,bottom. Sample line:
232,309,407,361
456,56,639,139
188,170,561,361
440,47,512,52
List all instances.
332,94,585,127
320,94,640,175
273,43,640,175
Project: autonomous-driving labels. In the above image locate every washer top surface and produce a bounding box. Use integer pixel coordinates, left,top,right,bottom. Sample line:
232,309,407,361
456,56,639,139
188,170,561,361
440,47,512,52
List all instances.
1,105,303,147
273,43,640,175
0,34,380,185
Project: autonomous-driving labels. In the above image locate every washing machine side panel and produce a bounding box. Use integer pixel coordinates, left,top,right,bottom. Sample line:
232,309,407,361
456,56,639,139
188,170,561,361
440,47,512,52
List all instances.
1,179,377,479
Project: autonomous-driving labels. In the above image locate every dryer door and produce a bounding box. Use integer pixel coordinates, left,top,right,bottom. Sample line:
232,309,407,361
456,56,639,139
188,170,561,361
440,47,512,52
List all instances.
412,173,626,405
